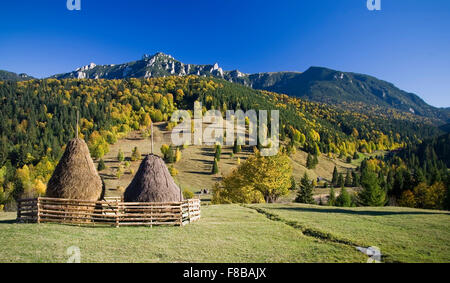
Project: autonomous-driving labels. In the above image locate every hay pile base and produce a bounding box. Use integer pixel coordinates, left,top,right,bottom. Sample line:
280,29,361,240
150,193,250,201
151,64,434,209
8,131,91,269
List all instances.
125,154,182,202
46,138,103,201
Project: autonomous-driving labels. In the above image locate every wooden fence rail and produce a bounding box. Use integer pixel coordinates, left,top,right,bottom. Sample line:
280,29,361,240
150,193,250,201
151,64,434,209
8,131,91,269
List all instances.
17,197,201,227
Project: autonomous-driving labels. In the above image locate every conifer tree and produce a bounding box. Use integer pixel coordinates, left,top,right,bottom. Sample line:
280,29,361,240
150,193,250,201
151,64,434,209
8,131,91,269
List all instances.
352,171,360,187
337,173,345,188
358,169,387,206
215,144,222,161
336,187,352,207
328,187,336,206
97,159,106,171
233,140,241,154
295,172,315,204
212,158,219,175
332,166,339,186
306,153,314,169
345,171,352,187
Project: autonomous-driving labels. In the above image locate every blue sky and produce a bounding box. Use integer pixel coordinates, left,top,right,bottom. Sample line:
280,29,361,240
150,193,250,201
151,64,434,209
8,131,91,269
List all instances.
0,0,449,107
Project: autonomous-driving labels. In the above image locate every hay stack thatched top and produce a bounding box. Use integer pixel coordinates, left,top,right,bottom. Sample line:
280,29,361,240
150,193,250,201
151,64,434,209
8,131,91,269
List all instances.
46,138,103,200
124,154,182,202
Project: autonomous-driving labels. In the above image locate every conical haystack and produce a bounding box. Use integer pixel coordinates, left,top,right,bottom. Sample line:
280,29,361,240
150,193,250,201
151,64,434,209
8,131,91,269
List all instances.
124,154,183,202
46,138,103,200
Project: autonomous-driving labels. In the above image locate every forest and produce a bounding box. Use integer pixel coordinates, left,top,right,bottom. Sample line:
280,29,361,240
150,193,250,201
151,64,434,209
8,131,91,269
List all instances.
0,76,448,210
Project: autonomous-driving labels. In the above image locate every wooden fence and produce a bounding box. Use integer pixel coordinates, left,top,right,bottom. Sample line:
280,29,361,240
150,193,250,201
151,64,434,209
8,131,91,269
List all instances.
17,197,201,227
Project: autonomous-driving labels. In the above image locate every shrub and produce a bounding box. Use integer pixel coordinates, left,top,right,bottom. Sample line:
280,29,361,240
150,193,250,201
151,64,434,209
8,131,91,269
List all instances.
182,189,194,200
175,148,182,163
168,165,178,177
131,147,141,161
117,149,125,162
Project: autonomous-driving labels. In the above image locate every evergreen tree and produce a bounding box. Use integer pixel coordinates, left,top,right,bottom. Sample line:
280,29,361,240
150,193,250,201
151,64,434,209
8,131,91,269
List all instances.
233,140,241,154
353,151,359,160
306,153,315,169
332,166,339,186
358,169,387,206
337,173,345,188
212,158,219,175
313,154,319,168
97,159,106,171
328,187,336,206
215,144,222,161
352,171,360,187
295,172,315,204
345,171,352,187
336,187,352,207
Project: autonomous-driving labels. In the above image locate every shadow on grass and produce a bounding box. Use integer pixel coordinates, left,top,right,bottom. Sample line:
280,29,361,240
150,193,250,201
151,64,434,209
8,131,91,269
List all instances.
273,206,450,216
0,219,16,224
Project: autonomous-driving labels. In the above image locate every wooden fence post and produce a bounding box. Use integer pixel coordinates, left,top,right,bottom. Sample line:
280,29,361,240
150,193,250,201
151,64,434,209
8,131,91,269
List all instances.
115,199,119,228
16,200,21,223
36,197,41,224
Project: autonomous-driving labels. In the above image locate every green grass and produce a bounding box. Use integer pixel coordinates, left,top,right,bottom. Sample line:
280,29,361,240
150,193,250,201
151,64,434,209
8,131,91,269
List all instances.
0,205,366,263
249,203,450,263
2,203,448,263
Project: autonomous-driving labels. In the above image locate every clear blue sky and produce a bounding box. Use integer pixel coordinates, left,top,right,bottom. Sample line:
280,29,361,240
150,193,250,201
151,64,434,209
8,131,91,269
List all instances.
0,0,449,107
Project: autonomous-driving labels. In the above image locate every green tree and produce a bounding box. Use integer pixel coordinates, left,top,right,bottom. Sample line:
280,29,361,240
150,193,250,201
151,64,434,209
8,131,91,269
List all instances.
358,169,387,206
212,158,219,175
337,173,345,188
346,156,352,164
97,159,106,171
215,144,222,161
328,187,336,206
345,171,352,187
233,140,241,154
306,154,315,169
117,149,125,162
332,166,339,186
131,147,141,161
295,172,315,204
352,171,360,187
336,187,352,207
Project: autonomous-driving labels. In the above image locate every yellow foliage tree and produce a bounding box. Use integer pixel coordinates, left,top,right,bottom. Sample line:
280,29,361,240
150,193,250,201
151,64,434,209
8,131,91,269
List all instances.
212,151,292,204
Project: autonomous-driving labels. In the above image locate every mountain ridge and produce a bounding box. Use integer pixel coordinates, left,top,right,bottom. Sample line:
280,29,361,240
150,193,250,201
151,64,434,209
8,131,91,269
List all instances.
3,52,449,122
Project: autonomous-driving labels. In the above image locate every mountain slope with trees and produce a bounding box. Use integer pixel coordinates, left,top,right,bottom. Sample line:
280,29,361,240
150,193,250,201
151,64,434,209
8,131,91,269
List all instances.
0,70,34,81
47,52,450,123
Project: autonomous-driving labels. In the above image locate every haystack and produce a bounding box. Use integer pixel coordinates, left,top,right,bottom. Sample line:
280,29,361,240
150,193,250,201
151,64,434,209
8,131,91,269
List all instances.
124,154,182,202
46,138,103,200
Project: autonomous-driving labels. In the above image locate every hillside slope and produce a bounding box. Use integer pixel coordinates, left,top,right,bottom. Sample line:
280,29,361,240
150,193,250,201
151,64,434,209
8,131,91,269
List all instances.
0,70,34,81
255,67,450,122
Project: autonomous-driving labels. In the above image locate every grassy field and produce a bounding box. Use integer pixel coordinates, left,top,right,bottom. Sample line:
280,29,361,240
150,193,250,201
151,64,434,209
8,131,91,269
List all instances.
1,203,449,263
249,203,450,263
0,205,366,263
